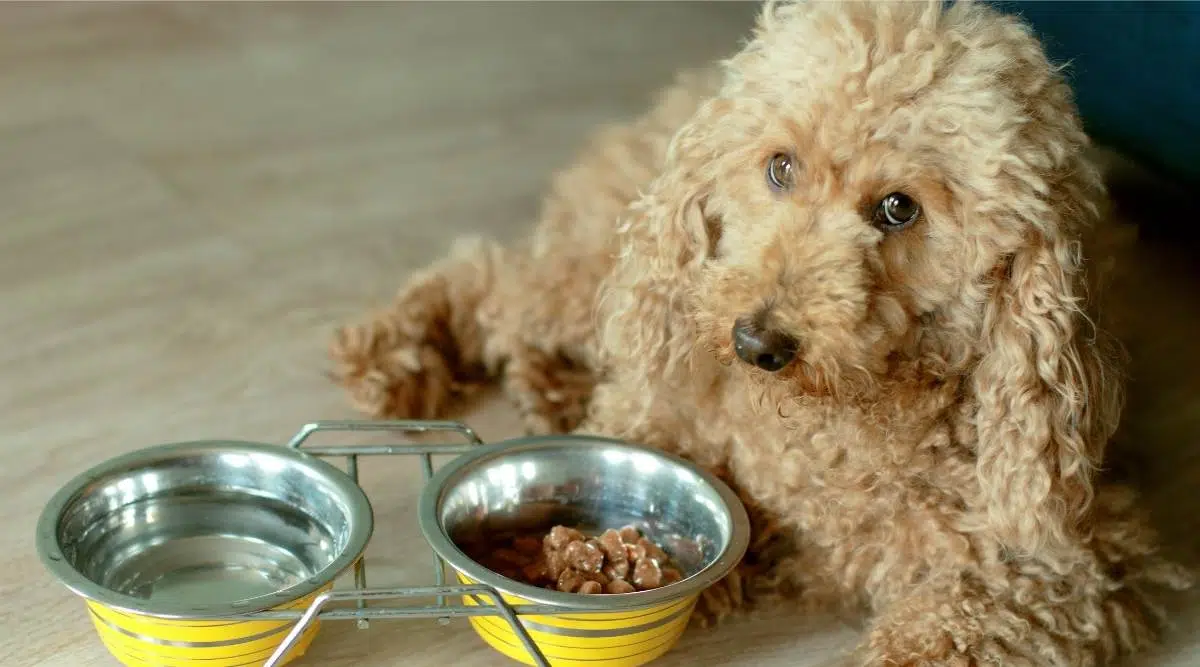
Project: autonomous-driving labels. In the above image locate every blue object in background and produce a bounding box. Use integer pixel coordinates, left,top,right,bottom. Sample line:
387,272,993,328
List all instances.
992,1,1199,187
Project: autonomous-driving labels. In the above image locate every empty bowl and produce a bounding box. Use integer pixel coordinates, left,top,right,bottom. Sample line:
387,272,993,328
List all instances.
36,439,373,667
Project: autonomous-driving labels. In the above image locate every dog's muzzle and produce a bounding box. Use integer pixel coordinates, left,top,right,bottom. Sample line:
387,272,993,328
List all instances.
732,318,798,372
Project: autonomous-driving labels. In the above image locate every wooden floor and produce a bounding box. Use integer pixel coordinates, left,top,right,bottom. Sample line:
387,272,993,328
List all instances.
2,4,1197,667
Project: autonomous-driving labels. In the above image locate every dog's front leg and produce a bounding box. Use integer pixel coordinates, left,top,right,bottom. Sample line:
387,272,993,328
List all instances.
852,569,1164,667
855,575,1010,667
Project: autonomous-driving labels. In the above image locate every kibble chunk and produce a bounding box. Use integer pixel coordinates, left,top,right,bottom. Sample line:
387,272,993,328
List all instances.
606,579,636,594
578,581,603,595
564,540,604,573
546,526,585,550
618,526,641,543
465,524,685,595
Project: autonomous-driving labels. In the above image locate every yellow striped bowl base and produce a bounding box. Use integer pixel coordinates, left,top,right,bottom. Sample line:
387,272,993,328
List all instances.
82,588,327,667
457,572,696,667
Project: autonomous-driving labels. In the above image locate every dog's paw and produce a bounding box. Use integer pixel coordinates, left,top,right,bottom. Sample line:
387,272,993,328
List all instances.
851,641,973,667
329,317,484,419
856,616,978,667
504,348,596,435
689,575,744,629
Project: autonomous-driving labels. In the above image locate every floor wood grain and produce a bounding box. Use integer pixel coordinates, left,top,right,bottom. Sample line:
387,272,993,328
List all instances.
2,4,1196,667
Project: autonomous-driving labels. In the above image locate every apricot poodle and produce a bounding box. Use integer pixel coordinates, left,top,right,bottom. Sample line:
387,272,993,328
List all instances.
329,1,1191,664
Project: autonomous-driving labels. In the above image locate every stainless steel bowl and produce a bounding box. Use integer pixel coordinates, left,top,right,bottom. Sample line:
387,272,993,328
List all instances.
418,434,751,610
36,440,374,618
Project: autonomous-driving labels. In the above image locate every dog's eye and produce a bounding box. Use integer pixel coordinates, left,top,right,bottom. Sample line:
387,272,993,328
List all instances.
766,153,795,192
873,192,920,230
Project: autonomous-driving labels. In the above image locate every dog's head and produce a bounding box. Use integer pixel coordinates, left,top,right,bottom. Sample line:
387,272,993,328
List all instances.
604,0,1119,559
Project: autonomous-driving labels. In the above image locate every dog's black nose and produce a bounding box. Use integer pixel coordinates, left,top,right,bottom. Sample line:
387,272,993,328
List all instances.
732,319,798,372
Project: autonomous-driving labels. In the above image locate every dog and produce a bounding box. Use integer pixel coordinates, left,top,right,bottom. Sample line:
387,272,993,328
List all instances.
329,1,1191,664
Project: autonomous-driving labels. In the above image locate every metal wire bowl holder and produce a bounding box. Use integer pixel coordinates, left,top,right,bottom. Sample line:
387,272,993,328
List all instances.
219,418,612,667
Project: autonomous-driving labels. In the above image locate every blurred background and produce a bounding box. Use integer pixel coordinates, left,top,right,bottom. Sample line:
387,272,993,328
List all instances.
1,3,1195,667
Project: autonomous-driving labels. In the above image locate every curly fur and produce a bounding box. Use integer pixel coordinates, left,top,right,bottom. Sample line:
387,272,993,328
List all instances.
329,2,1191,664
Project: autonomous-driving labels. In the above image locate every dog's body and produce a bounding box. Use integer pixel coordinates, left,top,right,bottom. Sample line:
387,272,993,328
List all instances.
330,2,1190,664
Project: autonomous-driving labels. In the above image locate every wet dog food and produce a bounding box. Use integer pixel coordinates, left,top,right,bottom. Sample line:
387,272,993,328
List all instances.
467,524,684,594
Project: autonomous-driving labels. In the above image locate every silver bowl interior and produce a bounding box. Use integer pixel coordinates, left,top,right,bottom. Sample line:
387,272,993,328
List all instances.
36,441,373,618
420,435,750,609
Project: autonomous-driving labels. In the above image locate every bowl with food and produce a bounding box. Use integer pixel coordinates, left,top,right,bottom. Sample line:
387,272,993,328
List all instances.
418,433,751,667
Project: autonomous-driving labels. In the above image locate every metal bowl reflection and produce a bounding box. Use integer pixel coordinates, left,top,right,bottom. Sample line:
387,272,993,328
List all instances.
35,440,373,667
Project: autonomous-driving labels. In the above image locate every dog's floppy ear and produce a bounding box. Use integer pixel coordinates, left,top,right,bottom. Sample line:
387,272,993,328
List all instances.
970,181,1122,562
594,94,723,389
